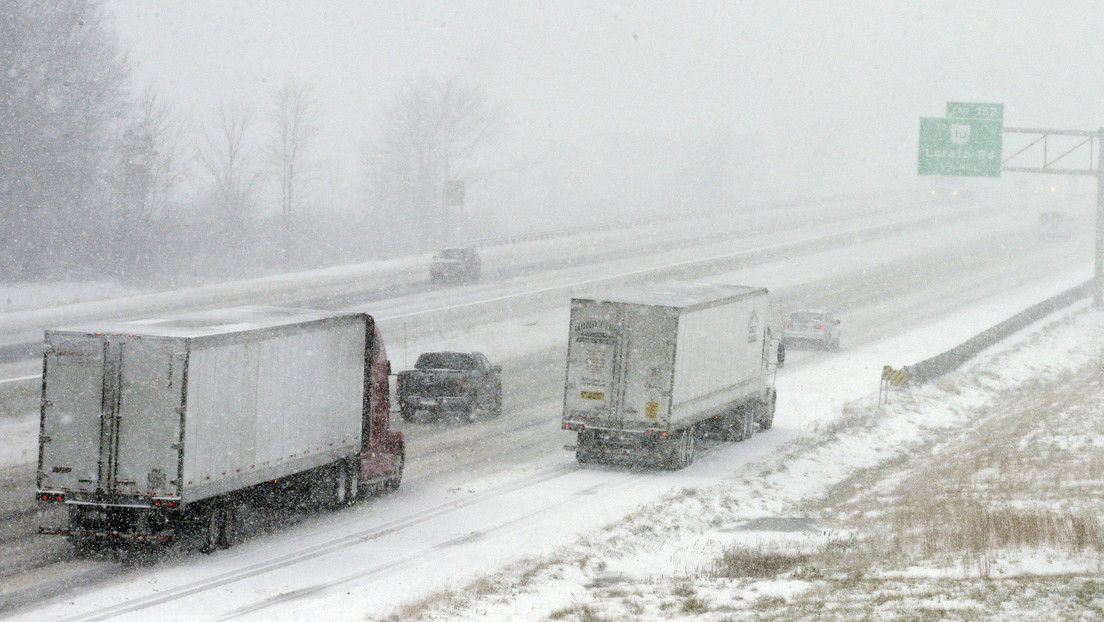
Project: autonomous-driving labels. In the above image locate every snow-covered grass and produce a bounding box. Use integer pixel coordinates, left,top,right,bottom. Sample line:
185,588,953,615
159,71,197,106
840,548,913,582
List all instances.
375,303,1104,621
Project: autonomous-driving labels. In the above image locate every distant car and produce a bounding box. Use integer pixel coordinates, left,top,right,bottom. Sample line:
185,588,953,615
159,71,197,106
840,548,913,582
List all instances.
1037,211,1072,242
783,309,840,351
430,246,481,284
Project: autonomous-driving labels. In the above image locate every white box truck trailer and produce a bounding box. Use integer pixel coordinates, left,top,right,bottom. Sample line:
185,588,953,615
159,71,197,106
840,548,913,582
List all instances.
561,282,782,469
36,307,404,553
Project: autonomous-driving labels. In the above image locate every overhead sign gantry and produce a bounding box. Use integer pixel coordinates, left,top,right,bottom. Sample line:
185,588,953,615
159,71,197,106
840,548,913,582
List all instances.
919,102,1104,306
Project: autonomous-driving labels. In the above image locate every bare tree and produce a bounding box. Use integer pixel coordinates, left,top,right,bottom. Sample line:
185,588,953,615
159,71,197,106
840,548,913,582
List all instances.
0,0,130,278
196,101,261,239
114,85,189,223
364,76,497,251
271,81,319,267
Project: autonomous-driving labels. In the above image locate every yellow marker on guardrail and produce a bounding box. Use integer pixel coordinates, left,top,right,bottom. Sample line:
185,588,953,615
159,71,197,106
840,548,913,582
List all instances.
879,365,909,405
882,365,909,386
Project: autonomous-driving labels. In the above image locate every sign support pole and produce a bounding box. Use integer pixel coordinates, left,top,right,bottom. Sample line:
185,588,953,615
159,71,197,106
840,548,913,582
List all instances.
1097,127,1104,307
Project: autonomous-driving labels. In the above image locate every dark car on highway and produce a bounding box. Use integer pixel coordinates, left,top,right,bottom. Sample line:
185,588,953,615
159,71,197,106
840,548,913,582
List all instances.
430,246,481,284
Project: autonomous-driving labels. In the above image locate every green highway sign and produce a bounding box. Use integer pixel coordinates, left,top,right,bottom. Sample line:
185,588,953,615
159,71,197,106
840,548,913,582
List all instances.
918,117,1003,177
946,102,1003,121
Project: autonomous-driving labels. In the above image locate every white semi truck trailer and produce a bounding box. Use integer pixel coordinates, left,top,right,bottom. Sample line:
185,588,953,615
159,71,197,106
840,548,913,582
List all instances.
561,282,782,469
35,307,404,553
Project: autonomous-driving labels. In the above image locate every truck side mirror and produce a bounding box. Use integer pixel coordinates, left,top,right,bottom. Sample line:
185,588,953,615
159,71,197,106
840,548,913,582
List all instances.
777,341,786,368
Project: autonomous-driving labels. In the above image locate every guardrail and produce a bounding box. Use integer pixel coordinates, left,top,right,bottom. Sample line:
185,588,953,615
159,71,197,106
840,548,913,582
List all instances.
895,279,1093,386
462,194,881,249
463,210,727,248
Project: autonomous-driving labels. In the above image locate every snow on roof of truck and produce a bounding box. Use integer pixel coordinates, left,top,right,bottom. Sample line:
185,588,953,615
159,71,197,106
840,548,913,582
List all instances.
573,282,767,309
50,306,363,338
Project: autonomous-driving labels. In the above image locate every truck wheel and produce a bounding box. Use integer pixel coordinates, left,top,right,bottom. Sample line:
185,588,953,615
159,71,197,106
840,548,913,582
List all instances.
491,388,503,418
728,407,750,442
465,396,480,422
576,430,597,464
330,459,355,507
66,506,96,558
346,458,361,505
759,390,777,431
669,431,695,469
383,449,404,491
67,534,96,558
400,405,415,422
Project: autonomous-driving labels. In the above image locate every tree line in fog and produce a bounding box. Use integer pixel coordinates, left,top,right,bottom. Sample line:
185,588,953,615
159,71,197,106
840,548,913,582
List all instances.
0,1,497,285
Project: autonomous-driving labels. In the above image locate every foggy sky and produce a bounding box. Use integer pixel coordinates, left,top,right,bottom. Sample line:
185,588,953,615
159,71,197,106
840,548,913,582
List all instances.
106,1,1104,230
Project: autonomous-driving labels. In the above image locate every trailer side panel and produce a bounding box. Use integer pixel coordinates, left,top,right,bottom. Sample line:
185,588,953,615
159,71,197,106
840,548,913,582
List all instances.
670,294,769,426
180,318,365,502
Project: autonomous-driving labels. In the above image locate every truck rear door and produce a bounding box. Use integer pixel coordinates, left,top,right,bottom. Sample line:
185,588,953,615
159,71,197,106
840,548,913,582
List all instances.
39,335,106,495
38,335,185,499
112,338,186,498
618,305,677,428
564,302,626,427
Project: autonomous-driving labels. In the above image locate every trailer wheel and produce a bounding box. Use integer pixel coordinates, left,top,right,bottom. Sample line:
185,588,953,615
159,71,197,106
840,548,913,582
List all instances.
200,505,224,554
399,404,415,422
217,503,235,549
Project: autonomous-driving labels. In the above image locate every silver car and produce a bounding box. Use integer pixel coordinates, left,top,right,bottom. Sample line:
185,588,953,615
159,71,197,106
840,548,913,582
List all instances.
783,309,841,351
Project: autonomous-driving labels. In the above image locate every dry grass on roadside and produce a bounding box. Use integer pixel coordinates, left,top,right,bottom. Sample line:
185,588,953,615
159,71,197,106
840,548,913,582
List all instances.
885,498,1104,559
709,535,854,580
682,355,1104,619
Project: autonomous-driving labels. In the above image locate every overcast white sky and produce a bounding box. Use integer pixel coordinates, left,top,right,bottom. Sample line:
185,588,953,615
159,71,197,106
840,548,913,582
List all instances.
105,1,1104,229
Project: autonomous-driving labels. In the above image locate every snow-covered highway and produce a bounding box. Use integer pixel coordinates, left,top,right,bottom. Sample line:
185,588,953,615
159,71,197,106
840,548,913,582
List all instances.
0,195,1094,620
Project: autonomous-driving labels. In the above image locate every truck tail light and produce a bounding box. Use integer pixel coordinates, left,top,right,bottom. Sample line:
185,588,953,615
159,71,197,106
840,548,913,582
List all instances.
39,493,64,502
814,324,825,330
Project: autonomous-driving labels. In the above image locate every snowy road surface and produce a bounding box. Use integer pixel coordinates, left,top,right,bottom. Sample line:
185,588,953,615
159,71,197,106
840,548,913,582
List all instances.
0,196,1094,620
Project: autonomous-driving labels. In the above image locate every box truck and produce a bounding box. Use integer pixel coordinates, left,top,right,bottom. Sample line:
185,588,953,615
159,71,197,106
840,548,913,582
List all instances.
561,282,782,469
35,307,404,553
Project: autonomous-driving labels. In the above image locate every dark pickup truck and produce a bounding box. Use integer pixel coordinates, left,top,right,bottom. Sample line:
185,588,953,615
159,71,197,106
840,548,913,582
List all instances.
396,351,502,422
